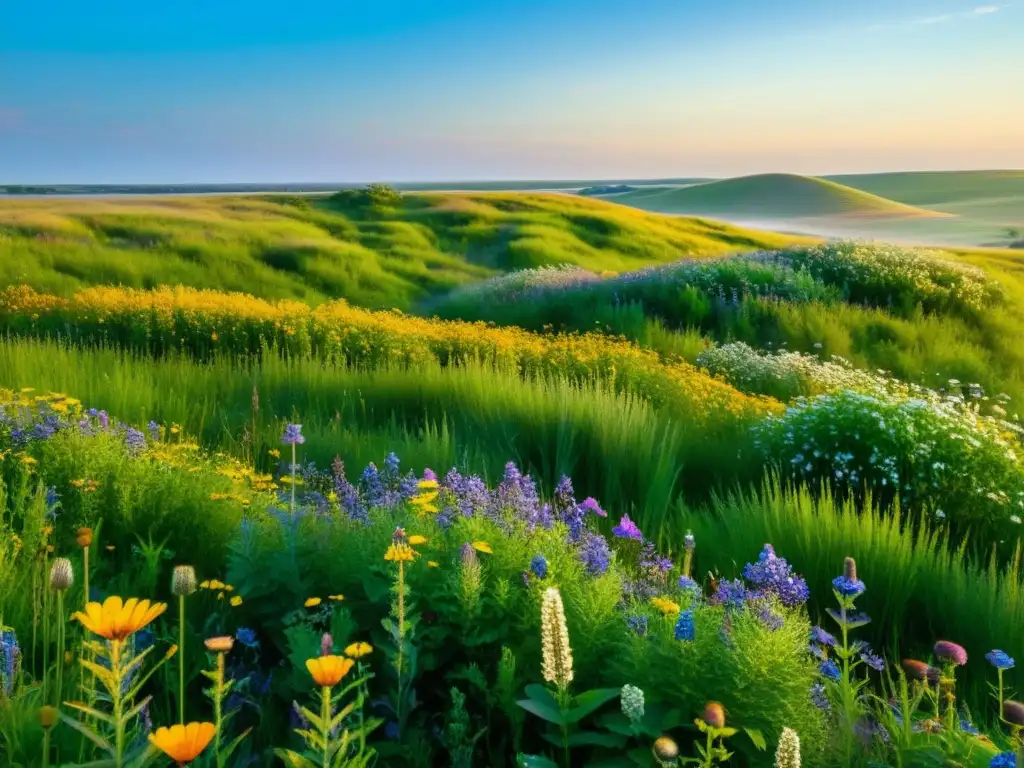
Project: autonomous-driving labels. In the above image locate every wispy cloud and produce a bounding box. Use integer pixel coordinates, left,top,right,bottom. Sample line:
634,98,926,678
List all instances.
868,4,1007,30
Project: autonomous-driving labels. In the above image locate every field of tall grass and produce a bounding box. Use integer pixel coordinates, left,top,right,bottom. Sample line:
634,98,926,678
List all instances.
2,190,1024,767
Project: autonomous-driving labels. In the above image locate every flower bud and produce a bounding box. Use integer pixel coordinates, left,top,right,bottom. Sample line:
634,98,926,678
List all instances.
652,736,679,762
49,557,74,591
1003,700,1024,726
76,527,93,548
38,705,59,729
171,565,197,597
320,633,333,657
702,701,726,729
204,636,234,654
843,557,857,583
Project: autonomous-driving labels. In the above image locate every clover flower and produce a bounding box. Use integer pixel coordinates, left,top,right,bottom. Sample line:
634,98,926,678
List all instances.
540,587,573,690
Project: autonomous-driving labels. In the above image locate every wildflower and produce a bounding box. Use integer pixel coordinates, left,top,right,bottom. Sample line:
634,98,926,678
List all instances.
320,633,333,657
427,561,438,567
306,655,354,688
407,535,427,546
653,736,680,762
674,610,695,642
810,682,830,711
76,527,93,548
810,626,836,646
235,628,258,648
204,636,234,653
148,722,216,764
529,554,548,579
774,727,800,768
578,532,612,577
711,578,748,609
902,659,940,684
987,650,1016,670
742,544,810,607
268,449,281,459
1003,700,1024,725
934,640,968,666
540,587,573,690
471,540,492,554
580,497,606,517
345,642,373,659
328,594,344,601
819,660,841,681
229,596,242,607
621,684,645,723
38,705,59,729
281,424,305,445
832,557,865,598
304,597,321,608
652,597,681,615
860,650,885,671
626,615,648,637
171,565,197,597
49,557,74,591
384,543,416,562
612,514,644,540
677,575,700,595
991,753,1018,768
702,702,726,729
74,596,167,640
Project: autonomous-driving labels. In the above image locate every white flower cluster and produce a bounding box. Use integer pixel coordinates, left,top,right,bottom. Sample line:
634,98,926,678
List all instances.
540,587,574,690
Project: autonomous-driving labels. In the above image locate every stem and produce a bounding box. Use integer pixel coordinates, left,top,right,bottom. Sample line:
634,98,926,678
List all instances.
111,640,125,768
999,669,1006,720
703,730,714,768
78,545,91,764
43,561,50,704
32,565,38,681
42,728,51,768
290,444,297,513
321,685,332,766
178,595,186,724
215,652,225,767
396,560,405,734
55,591,64,709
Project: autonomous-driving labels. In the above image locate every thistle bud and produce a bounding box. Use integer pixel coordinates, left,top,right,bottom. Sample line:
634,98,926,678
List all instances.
320,633,333,657
76,527,93,548
702,701,726,729
49,557,74,591
1003,700,1024,726
652,736,680,762
171,565,197,597
38,705,59,729
843,557,857,583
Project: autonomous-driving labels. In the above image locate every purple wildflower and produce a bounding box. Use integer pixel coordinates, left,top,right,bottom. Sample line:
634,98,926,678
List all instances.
811,626,836,646
754,602,784,631
612,514,643,541
677,576,700,595
640,540,673,573
711,579,747,609
124,427,146,455
626,615,648,637
578,532,612,576
580,497,606,517
742,544,809,607
810,682,830,711
147,421,161,442
281,423,305,445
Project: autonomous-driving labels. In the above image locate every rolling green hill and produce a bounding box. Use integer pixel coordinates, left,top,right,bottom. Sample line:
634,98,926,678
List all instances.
829,170,1024,207
606,173,947,219
0,190,812,309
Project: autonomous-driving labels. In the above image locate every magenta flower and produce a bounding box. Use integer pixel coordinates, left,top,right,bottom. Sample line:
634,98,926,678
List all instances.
612,514,643,541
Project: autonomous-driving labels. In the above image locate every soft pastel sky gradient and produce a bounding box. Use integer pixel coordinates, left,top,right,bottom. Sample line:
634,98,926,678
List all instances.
1,0,1022,183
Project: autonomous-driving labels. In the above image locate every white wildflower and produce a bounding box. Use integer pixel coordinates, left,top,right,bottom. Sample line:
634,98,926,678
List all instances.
540,587,573,690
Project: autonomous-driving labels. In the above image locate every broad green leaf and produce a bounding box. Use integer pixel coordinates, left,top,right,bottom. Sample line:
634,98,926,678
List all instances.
274,748,319,768
63,700,115,725
58,713,113,753
517,754,560,768
524,684,560,708
517,698,565,726
743,727,767,751
565,730,629,748
562,688,620,724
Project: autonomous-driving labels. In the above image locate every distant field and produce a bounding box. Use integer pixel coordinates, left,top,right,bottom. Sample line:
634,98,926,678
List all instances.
0,190,810,307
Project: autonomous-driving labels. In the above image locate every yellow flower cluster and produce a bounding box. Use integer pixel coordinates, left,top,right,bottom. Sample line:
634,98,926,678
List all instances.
651,596,681,615
0,286,780,424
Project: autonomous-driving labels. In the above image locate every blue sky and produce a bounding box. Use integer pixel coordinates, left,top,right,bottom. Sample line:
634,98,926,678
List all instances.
1,0,1021,182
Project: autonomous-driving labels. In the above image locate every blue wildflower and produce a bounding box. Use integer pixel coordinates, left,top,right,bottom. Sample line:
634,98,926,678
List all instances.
811,626,836,646
810,682,830,711
1,630,20,696
578,533,612,577
711,579,748,609
987,650,1016,670
626,615,648,637
819,660,841,681
674,610,695,642
754,602,784,631
677,576,700,595
639,540,673,573
742,544,809,607
385,721,400,741
530,555,548,579
808,644,827,660
991,753,1017,768
147,421,161,442
44,487,60,520
861,651,885,671
281,423,305,445
124,427,146,455
235,628,259,649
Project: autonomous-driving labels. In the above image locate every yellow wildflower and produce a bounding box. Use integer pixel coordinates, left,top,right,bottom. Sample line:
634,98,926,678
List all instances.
471,541,493,554
407,535,427,546
268,449,280,458
305,597,322,608
384,543,416,563
230,596,242,607
328,594,344,601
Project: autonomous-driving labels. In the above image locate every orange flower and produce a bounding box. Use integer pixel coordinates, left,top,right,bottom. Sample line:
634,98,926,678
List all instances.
149,722,216,764
73,596,167,640
204,636,235,653
306,655,355,687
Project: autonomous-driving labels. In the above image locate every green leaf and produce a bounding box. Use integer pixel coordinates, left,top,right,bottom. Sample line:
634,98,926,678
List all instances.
565,730,629,748
517,754,560,768
743,727,767,751
219,727,253,764
562,688,620,724
596,712,636,736
274,748,319,768
517,698,565,726
58,713,113,754
524,684,559,708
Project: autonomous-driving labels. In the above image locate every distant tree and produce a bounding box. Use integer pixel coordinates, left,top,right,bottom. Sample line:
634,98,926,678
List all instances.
1006,227,1021,239
364,183,403,208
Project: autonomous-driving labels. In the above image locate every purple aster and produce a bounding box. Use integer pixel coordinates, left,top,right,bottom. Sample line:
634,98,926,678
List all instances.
987,650,1015,670
674,610,695,642
711,579,748,609
578,532,612,577
819,660,841,681
580,497,606,518
612,514,644,541
281,423,305,445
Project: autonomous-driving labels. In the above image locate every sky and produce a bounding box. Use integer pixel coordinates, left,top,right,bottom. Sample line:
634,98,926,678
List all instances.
1,0,1022,183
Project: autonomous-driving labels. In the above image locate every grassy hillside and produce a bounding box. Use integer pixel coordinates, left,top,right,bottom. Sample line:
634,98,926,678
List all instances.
606,173,945,220
0,190,810,308
829,170,1024,207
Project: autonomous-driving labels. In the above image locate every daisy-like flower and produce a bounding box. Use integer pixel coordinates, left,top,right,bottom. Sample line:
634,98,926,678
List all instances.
149,722,216,765
229,596,243,607
73,596,167,640
306,655,355,688
345,642,373,659
304,597,322,608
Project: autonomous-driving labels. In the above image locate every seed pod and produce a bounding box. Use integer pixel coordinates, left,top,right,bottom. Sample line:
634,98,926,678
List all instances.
49,557,74,591
171,565,197,597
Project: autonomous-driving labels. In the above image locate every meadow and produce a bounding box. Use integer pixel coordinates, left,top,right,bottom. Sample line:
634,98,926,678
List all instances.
2,186,1024,768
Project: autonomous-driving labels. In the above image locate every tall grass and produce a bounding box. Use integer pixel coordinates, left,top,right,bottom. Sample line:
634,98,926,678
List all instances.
0,339,761,532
